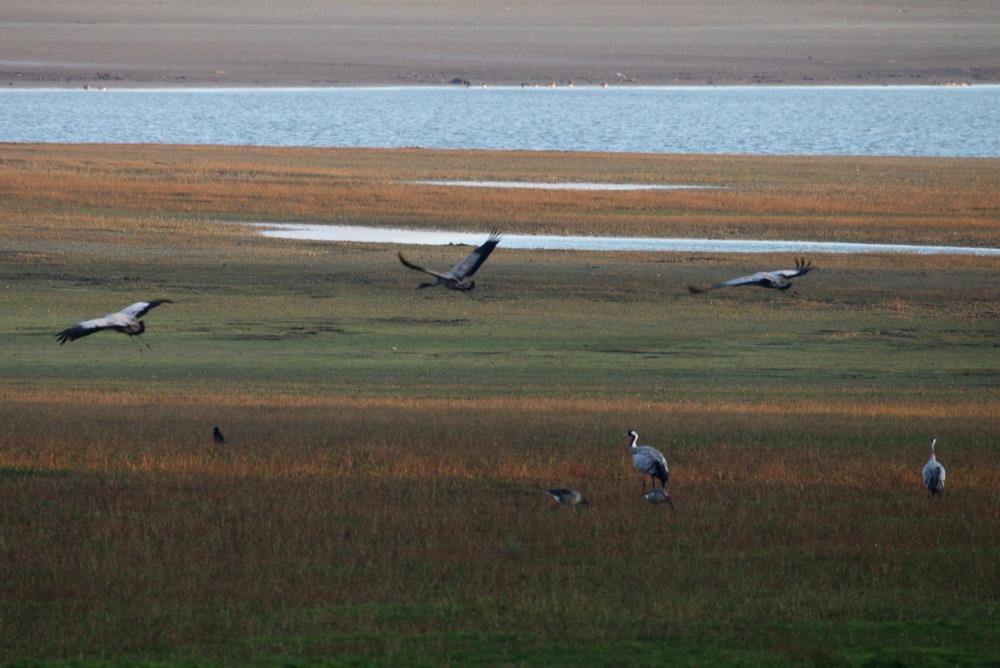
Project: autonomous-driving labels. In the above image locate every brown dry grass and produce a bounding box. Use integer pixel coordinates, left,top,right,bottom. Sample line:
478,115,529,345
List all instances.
3,143,999,245
2,388,998,486
2,388,998,661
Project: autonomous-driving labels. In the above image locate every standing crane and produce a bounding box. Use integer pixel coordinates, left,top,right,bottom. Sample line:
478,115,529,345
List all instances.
922,437,946,496
626,429,669,491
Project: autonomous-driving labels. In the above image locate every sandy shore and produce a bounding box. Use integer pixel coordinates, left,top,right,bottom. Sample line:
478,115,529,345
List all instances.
1,0,998,88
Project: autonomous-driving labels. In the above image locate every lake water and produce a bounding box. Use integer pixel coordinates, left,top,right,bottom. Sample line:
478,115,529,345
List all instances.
251,223,1000,257
2,86,999,157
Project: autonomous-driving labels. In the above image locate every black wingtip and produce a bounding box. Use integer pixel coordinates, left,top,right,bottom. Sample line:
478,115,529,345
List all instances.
398,251,416,269
397,251,418,271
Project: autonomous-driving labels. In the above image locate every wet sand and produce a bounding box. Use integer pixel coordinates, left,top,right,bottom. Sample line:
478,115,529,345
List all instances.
1,0,998,88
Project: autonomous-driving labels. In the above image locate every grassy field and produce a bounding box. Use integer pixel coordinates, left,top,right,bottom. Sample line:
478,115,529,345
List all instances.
1,144,999,666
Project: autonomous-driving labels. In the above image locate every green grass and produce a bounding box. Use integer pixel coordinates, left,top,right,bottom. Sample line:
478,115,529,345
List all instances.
1,145,999,666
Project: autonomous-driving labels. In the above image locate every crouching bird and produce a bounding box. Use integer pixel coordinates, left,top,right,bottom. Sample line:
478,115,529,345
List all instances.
643,488,675,510
547,487,590,509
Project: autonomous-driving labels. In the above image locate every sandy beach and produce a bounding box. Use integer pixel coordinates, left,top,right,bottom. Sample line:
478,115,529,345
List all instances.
1,0,998,88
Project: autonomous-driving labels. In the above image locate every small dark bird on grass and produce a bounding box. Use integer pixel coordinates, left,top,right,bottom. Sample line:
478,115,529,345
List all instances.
547,487,590,509
213,426,226,444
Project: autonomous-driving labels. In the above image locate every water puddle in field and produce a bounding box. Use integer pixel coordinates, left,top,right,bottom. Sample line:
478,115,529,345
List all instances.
250,223,1000,256
409,180,720,191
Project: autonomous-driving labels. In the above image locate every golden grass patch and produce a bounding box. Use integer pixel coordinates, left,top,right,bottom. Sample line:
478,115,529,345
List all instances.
3,143,998,244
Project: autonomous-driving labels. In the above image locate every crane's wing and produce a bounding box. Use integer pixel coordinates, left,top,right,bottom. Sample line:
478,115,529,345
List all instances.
118,299,173,319
56,316,117,344
719,272,775,287
772,258,814,279
647,446,669,470
446,230,501,280
397,252,450,280
689,271,775,293
923,461,944,490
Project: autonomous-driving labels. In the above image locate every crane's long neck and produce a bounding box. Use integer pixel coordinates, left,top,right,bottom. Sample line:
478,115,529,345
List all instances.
930,438,937,458
628,432,639,449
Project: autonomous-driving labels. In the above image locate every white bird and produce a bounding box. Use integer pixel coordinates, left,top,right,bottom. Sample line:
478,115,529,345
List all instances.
627,429,669,491
547,487,590,509
56,300,173,344
689,258,814,294
643,488,675,509
922,437,946,496
398,230,501,291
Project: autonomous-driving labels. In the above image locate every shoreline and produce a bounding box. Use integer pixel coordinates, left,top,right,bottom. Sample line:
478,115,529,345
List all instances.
3,0,997,90
3,72,997,90
1,82,995,92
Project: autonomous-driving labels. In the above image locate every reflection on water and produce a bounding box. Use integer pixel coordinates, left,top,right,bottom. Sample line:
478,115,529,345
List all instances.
250,223,1000,256
410,180,720,191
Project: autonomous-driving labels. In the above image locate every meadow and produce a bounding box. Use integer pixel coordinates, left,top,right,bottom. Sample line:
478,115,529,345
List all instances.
1,144,999,666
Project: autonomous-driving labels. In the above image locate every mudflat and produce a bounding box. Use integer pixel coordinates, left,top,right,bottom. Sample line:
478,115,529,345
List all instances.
1,0,998,88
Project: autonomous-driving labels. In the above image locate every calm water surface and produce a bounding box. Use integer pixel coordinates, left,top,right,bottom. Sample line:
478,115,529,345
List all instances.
251,224,1000,257
2,86,999,157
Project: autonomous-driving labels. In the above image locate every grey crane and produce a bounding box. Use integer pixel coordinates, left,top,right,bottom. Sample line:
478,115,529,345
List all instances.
689,258,814,294
547,487,590,509
627,429,669,491
56,300,173,344
397,230,501,291
643,488,675,509
922,437,946,496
